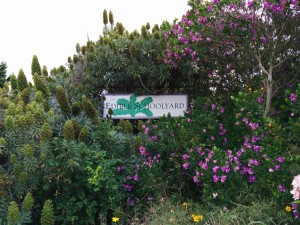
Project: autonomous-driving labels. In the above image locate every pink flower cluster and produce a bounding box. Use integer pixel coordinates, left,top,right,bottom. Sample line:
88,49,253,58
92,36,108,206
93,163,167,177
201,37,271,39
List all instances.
291,175,300,200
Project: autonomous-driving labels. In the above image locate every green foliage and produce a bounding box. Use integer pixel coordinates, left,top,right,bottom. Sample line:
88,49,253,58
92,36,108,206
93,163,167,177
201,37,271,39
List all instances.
22,192,34,211
33,73,49,98
103,9,108,26
55,86,71,115
4,115,14,130
42,65,48,76
7,201,20,225
109,10,114,25
41,200,55,225
71,119,81,139
20,87,31,105
0,61,7,88
41,122,53,145
78,125,89,143
71,101,81,116
81,95,97,123
34,91,43,103
9,74,18,91
63,120,74,141
17,69,28,92
31,55,42,76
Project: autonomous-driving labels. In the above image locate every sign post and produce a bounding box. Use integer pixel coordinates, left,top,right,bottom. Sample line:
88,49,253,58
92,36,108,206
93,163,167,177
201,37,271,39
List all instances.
103,94,188,119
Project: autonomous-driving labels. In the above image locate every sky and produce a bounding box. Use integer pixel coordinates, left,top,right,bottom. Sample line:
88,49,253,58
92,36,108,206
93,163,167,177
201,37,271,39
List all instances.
0,0,189,81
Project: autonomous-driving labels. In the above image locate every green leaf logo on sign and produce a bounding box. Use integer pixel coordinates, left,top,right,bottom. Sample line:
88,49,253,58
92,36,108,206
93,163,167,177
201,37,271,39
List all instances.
113,95,153,118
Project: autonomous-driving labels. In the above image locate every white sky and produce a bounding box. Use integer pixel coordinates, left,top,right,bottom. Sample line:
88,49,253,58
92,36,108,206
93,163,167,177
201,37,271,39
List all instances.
0,0,189,81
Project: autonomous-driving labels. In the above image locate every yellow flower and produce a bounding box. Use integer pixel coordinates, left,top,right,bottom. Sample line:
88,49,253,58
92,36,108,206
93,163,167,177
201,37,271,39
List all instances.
191,214,203,223
285,206,292,212
112,217,120,223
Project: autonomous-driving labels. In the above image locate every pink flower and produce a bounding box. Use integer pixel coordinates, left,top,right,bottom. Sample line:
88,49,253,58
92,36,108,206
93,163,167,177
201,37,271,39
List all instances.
183,162,190,170
193,176,199,183
221,175,227,183
182,154,190,160
144,127,149,135
134,175,139,181
290,93,297,102
213,175,220,182
257,97,263,103
291,175,300,200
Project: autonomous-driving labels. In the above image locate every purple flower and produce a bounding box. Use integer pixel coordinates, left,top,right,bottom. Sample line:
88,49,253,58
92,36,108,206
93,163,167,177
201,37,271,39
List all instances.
134,175,139,181
275,165,281,171
253,145,262,152
257,97,263,103
277,156,285,163
150,136,157,141
117,166,123,172
249,175,256,183
182,154,190,160
193,176,199,183
147,196,153,201
213,166,220,173
213,175,220,182
211,136,215,141
278,184,286,192
221,175,227,183
262,37,268,44
183,162,189,170
139,145,147,156
290,93,297,102
122,184,133,191
187,118,192,123
211,104,216,109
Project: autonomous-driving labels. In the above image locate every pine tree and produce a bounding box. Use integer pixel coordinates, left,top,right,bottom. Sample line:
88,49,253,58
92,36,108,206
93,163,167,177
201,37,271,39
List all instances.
42,65,48,76
31,55,42,76
22,192,34,211
82,95,97,123
56,86,71,115
63,120,74,141
109,10,114,26
17,69,28,92
9,74,17,91
40,122,53,145
0,61,7,88
7,201,20,225
103,9,108,26
40,200,55,225
33,73,49,98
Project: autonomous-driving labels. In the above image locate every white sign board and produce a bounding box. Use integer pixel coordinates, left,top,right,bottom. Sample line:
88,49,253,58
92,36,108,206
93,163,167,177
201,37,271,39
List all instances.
103,94,188,119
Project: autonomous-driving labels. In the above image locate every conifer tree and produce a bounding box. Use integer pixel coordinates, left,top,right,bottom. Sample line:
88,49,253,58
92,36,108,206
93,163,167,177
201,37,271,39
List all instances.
41,200,55,225
33,73,49,98
17,69,28,92
42,65,48,76
56,86,71,115
22,192,34,211
31,55,42,76
0,61,7,88
40,122,53,144
63,120,74,141
9,74,17,91
82,95,97,123
7,201,20,225
109,10,114,26
76,43,81,54
103,9,108,26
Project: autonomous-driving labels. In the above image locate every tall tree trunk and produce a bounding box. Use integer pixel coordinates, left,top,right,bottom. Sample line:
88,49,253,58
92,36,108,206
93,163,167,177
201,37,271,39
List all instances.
264,77,272,116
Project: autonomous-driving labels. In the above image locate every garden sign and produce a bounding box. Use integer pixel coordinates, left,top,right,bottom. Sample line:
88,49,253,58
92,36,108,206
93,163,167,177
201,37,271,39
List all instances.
103,94,188,119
